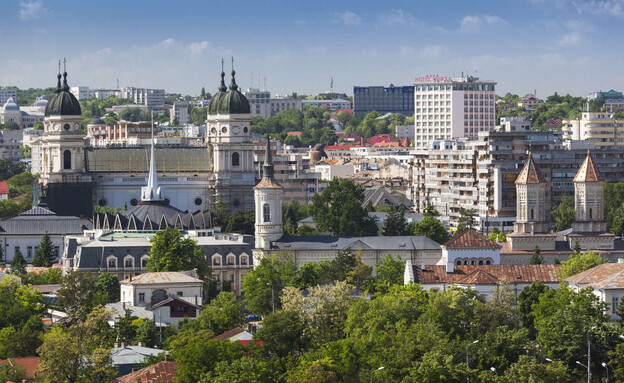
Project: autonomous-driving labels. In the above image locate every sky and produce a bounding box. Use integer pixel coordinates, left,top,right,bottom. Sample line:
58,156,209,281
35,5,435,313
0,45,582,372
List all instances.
2,0,624,98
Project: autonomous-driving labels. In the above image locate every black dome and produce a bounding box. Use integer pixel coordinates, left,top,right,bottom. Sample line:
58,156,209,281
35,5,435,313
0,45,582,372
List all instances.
45,72,81,117
208,70,250,115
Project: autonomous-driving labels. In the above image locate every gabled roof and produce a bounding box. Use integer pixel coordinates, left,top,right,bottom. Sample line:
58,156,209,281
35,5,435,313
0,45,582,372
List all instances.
151,295,202,310
443,229,500,249
414,264,562,285
574,150,605,183
565,263,624,289
212,327,247,340
0,357,40,378
115,360,177,383
0,181,8,195
121,271,203,285
515,153,547,184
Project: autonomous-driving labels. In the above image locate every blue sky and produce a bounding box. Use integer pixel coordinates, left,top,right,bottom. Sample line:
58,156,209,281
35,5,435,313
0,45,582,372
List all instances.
2,0,624,98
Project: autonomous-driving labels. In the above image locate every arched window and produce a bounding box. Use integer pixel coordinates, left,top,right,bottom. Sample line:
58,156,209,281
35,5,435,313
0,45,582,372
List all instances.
590,208,593,219
232,152,240,167
212,255,222,266
530,208,534,220
456,260,462,265
263,203,270,223
124,255,134,269
63,150,72,170
486,260,491,265
478,260,484,265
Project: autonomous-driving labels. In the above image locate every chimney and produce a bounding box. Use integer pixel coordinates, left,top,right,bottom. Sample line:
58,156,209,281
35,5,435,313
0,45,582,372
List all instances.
446,262,454,274
129,274,132,282
122,302,126,309
618,258,624,264
421,263,426,271
138,341,144,347
164,354,170,361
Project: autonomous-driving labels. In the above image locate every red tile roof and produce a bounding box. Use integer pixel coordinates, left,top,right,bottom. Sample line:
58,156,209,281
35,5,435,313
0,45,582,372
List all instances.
515,153,547,184
565,263,624,289
0,181,8,195
443,229,500,249
115,360,177,383
212,327,246,341
324,144,352,151
414,264,562,285
574,150,605,183
286,131,302,136
0,357,40,378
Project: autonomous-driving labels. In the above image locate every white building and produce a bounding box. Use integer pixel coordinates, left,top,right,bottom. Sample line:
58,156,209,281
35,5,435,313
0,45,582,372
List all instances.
314,160,356,181
120,271,204,307
413,75,496,148
244,88,271,119
395,125,415,140
566,262,624,321
442,229,501,266
70,86,93,100
562,112,624,149
0,89,17,106
270,97,302,115
120,87,166,108
0,98,44,129
171,101,190,125
302,98,351,111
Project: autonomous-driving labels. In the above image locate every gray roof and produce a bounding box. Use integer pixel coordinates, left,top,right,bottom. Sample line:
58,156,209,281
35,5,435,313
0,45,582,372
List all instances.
86,147,211,173
151,295,201,310
111,346,166,366
273,235,441,251
0,207,91,235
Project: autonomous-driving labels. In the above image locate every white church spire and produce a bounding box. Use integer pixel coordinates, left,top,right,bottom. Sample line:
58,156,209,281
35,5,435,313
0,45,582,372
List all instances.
141,112,163,201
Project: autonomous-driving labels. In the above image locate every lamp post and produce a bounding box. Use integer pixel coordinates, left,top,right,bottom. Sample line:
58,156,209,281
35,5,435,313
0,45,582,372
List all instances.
466,340,479,383
602,362,609,383
545,358,558,382
490,367,497,382
370,366,384,383
587,326,596,383
576,361,591,382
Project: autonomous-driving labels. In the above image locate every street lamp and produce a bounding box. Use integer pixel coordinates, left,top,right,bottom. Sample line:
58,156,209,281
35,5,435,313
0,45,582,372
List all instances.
545,358,558,382
490,367,497,382
576,360,591,382
602,362,609,383
466,340,479,383
370,366,384,382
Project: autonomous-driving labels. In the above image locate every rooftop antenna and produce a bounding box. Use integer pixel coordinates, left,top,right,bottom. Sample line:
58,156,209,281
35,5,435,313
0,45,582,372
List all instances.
63,57,67,73
117,78,120,89
331,77,334,92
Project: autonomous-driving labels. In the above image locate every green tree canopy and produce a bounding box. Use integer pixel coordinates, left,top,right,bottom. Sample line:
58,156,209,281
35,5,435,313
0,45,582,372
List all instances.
311,178,377,236
196,291,245,336
242,251,298,315
381,206,409,236
529,245,543,264
32,230,55,267
9,249,27,275
558,249,607,279
95,273,120,303
147,227,211,281
551,196,575,232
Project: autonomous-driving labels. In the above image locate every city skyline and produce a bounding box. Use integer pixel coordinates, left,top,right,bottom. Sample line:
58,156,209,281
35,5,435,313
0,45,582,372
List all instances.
2,0,624,97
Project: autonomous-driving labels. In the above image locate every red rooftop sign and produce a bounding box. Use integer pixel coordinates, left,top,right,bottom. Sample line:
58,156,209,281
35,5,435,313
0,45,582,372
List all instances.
414,75,453,83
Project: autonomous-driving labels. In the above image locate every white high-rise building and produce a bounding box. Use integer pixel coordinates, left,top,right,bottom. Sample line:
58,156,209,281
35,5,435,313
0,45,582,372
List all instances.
0,89,17,105
244,88,271,119
413,75,496,148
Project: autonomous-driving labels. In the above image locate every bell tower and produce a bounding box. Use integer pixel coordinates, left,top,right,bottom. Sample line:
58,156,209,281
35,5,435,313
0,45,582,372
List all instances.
254,135,283,252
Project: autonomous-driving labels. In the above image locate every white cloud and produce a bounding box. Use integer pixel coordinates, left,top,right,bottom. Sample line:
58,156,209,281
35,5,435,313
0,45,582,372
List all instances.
377,9,416,26
559,31,580,45
19,0,48,20
190,41,211,55
332,11,361,26
158,38,176,48
459,14,507,33
573,0,624,16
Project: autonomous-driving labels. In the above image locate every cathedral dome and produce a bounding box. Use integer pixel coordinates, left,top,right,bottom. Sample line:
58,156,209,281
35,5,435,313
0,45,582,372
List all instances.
45,72,81,117
2,98,19,111
32,95,48,107
208,69,250,115
89,118,106,126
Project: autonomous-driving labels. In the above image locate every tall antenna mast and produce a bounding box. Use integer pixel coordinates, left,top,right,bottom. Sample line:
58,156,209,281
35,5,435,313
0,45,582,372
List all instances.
331,77,333,92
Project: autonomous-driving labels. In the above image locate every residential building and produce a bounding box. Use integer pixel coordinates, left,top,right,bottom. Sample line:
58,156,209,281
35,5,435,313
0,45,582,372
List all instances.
170,101,190,125
120,271,203,307
0,205,90,263
517,94,543,110
111,346,167,376
0,97,44,129
270,97,302,115
0,356,42,381
353,85,414,117
0,88,17,105
121,87,166,108
302,98,351,111
0,129,24,161
587,89,624,111
395,124,415,140
115,360,176,383
315,159,356,180
0,182,7,200
566,262,624,320
70,86,93,100
413,75,496,148
562,112,624,149
404,262,562,297
244,88,271,119
443,229,501,266
94,88,120,99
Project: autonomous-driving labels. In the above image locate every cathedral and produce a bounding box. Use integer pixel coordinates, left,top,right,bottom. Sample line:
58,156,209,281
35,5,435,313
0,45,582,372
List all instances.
36,65,255,217
504,149,618,262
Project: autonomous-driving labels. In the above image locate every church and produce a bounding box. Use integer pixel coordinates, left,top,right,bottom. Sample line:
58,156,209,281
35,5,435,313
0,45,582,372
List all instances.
503,149,621,263
35,64,255,217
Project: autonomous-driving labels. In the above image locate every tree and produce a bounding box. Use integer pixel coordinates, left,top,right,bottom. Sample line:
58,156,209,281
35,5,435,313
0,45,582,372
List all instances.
502,355,569,383
0,360,26,383
200,87,206,97
224,210,255,235
517,281,551,338
374,255,405,287
32,231,55,267
551,196,575,231
381,206,409,236
311,178,378,236
242,251,298,315
297,225,318,236
558,249,607,279
456,208,477,233
409,216,450,244
147,227,211,281
1,121,19,130
529,245,543,264
201,357,282,383
196,291,245,336
345,253,372,289
325,248,357,282
95,273,120,303
255,310,309,357
9,249,26,275
37,306,116,383
57,271,100,318
295,261,323,289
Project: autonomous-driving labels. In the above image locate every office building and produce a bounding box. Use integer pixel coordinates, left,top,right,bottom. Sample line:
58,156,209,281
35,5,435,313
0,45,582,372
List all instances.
0,88,17,105
562,112,624,149
171,101,190,125
413,75,496,148
353,85,414,117
270,97,302,115
301,99,351,111
244,88,271,119
121,87,166,109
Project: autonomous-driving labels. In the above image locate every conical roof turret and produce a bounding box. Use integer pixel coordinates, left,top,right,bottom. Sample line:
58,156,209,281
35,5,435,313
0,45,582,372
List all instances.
516,151,547,184
574,149,605,183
